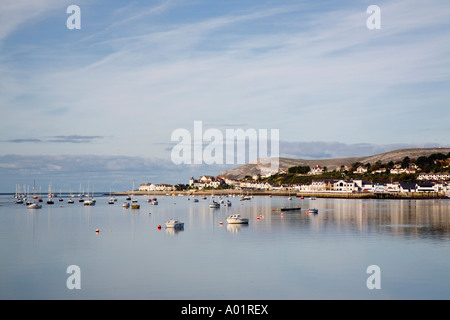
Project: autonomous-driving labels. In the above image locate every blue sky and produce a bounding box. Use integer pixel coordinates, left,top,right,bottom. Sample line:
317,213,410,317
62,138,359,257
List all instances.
1,0,450,192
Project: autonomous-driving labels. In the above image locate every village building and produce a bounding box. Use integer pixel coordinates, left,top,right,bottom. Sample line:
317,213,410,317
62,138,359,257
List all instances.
308,165,324,175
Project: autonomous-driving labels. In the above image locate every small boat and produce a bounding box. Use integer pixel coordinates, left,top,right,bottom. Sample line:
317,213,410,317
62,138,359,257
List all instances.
224,200,232,207
306,208,318,214
27,202,42,209
226,214,249,224
47,198,54,205
131,203,140,209
108,199,115,204
151,200,158,205
280,207,301,212
68,199,74,204
193,198,199,203
123,202,130,208
78,198,84,203
84,199,95,206
165,219,184,228
209,200,220,208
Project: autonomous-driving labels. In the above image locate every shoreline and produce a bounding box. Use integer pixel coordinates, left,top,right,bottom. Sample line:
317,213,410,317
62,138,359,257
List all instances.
114,190,449,200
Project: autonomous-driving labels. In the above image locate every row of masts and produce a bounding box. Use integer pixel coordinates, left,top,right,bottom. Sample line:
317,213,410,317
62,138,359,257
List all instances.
14,181,97,202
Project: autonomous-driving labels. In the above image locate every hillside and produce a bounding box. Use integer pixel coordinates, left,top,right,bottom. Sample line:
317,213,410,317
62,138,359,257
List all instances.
218,148,450,179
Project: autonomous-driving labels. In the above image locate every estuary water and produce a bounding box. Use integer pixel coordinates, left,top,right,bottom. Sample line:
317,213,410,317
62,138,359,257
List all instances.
1,194,450,300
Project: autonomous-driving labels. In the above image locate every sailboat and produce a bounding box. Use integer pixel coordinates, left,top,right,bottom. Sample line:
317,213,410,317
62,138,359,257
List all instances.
130,180,140,209
47,182,54,204
83,182,95,206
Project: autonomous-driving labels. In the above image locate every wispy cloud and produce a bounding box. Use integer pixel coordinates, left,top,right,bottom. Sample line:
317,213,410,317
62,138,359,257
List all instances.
0,153,229,192
3,135,105,144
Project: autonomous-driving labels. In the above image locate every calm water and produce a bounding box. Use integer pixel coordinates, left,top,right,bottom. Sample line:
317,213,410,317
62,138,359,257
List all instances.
1,194,450,299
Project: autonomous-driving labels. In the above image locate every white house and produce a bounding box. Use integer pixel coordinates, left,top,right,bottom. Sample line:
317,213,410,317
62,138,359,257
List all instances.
390,168,416,174
139,183,175,192
332,180,356,192
189,176,225,189
309,165,324,175
417,173,450,181
353,166,368,174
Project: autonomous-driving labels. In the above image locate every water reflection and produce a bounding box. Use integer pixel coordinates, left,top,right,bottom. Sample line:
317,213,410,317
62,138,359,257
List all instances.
226,223,249,234
165,227,184,235
304,198,450,240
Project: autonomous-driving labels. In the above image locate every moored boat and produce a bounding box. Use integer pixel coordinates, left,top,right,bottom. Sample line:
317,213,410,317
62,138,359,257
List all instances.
165,219,184,228
84,199,95,206
209,200,220,208
226,214,249,224
27,202,42,209
306,208,318,214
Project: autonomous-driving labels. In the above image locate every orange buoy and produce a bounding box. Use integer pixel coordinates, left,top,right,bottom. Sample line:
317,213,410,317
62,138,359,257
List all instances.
157,225,161,229
219,221,223,225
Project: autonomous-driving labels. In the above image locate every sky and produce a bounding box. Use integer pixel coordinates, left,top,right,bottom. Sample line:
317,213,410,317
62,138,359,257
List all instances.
1,0,449,192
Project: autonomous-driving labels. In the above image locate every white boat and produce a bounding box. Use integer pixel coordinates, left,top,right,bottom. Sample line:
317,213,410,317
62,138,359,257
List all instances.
306,208,318,214
165,219,184,228
68,198,74,204
84,199,95,206
27,202,42,209
151,200,158,205
123,202,130,208
226,214,249,224
209,200,220,208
